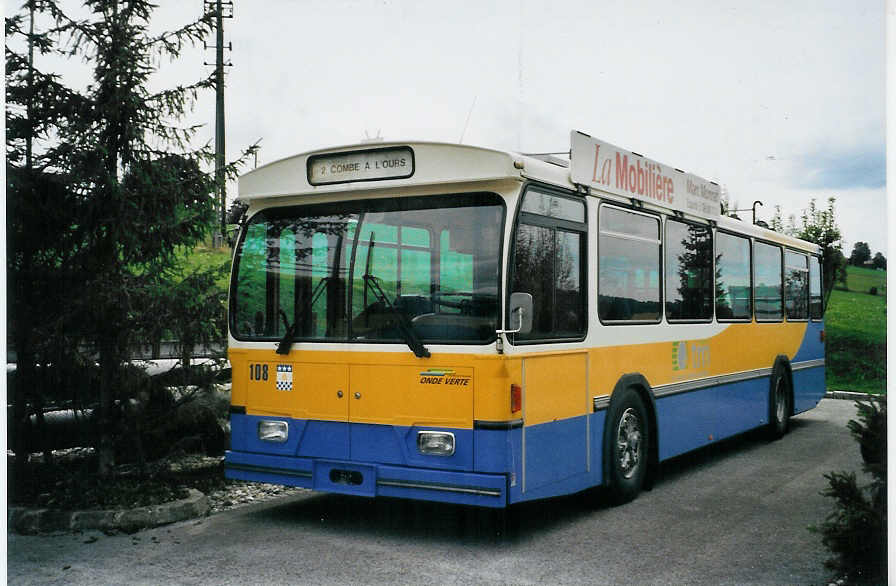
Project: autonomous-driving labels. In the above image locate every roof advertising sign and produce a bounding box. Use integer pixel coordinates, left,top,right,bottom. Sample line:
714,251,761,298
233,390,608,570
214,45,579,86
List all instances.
569,130,720,220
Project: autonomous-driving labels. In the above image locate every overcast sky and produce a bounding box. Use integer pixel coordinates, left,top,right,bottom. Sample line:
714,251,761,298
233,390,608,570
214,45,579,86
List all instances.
9,0,888,254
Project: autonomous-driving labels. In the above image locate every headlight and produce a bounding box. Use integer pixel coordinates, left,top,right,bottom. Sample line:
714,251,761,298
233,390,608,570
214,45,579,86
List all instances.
417,431,455,456
258,420,288,443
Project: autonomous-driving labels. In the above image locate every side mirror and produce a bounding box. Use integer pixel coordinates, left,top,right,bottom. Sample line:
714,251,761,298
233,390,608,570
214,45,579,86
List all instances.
499,292,533,335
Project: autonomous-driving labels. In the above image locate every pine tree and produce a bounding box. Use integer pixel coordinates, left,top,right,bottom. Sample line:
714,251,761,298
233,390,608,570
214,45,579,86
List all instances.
6,0,95,494
6,1,255,477
815,397,886,584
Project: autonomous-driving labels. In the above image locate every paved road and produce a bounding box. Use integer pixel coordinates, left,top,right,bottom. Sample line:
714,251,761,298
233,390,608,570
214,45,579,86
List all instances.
7,399,864,585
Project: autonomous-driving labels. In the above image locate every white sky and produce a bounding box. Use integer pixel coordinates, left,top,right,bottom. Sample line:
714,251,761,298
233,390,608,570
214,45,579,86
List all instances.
8,0,889,255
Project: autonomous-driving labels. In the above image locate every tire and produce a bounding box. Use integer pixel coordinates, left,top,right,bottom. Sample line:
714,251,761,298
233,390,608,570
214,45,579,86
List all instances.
768,362,792,440
605,388,649,504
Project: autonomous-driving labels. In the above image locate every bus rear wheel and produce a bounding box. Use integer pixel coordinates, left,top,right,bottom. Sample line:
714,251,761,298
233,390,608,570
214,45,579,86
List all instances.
768,364,792,440
605,388,649,504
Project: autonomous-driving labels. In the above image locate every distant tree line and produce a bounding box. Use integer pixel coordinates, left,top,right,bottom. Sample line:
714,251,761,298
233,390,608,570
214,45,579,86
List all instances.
847,241,886,270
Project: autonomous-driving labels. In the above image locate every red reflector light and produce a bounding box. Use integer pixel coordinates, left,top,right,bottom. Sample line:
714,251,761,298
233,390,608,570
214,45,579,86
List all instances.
820,329,825,343
510,384,522,413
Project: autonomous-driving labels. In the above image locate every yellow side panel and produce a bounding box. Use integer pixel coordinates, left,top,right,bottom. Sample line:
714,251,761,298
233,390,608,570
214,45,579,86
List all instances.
588,321,809,397
229,321,809,427
709,321,807,377
523,352,588,426
471,355,521,423
229,349,249,408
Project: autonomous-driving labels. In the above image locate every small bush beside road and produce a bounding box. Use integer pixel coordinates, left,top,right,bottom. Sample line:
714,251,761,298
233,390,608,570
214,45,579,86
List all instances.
813,396,887,584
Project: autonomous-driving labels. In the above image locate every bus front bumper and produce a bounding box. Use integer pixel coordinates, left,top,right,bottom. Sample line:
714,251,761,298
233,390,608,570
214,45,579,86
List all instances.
224,450,509,508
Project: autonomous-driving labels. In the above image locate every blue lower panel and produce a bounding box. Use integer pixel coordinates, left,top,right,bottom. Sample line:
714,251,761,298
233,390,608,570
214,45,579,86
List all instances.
224,450,508,507
524,415,589,492
507,414,604,505
656,377,769,461
793,366,825,414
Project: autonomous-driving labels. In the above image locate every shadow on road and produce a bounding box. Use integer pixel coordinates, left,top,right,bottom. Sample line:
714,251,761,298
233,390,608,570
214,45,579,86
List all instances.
246,490,606,545
656,416,823,483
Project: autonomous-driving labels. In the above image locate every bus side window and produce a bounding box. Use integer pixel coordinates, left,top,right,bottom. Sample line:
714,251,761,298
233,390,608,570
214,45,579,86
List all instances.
716,232,752,320
809,255,823,319
511,188,586,340
754,241,783,321
598,205,661,323
665,219,713,321
784,251,809,320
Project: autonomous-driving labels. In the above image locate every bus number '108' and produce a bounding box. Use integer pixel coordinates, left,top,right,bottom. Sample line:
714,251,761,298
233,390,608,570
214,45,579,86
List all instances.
249,364,269,381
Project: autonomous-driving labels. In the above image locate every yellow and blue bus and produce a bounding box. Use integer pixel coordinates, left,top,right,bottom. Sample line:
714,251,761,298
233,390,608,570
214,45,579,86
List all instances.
224,131,826,507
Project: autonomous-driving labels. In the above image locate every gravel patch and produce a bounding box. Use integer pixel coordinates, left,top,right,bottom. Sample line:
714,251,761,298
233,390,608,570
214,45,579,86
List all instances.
206,480,308,514
159,454,309,514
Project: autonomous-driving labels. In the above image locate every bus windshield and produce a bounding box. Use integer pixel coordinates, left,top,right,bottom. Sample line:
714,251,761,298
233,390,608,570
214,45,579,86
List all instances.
231,193,504,345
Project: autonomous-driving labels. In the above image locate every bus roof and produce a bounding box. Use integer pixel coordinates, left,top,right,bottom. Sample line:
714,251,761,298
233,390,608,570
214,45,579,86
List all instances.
238,140,523,200
237,136,821,255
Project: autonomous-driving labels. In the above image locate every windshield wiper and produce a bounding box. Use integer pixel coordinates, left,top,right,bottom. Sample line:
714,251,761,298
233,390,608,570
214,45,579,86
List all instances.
362,273,431,358
362,233,430,359
276,276,329,355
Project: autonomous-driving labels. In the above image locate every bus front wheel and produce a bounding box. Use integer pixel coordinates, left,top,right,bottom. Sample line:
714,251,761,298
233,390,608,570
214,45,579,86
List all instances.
605,388,649,504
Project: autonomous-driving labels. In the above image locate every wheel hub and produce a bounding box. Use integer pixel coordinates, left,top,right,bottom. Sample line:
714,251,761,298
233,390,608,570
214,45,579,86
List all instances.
775,378,786,423
616,407,643,479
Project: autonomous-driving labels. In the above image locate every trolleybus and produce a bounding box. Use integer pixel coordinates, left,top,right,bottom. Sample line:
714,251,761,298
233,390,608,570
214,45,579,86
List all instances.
224,131,826,506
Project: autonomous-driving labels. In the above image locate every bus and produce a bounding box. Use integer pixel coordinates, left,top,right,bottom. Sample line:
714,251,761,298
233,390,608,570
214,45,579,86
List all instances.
224,131,826,507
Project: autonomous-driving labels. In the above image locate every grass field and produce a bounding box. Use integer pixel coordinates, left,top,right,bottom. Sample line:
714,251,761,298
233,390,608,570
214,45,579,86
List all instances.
181,242,233,290
841,265,887,296
825,266,887,394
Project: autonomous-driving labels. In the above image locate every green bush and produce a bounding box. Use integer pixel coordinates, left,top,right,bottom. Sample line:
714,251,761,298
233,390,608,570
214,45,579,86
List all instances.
814,397,886,584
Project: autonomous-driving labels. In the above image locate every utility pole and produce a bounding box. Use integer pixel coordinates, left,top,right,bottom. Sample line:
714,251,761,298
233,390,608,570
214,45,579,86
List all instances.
204,1,233,245
26,0,34,172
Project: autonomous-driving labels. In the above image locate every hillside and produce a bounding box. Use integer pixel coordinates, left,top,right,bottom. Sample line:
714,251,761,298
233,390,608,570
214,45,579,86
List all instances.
825,265,886,394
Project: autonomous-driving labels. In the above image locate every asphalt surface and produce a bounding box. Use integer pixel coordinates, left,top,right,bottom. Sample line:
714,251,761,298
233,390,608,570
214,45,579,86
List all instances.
7,398,866,585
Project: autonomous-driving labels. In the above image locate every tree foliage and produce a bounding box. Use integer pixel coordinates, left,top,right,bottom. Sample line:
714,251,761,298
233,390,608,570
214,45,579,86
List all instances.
871,252,886,271
769,204,796,235
6,0,255,482
849,242,872,266
792,197,845,309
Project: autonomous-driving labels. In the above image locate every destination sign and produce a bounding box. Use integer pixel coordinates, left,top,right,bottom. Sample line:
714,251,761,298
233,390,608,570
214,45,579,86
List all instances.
569,131,720,220
308,146,414,186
